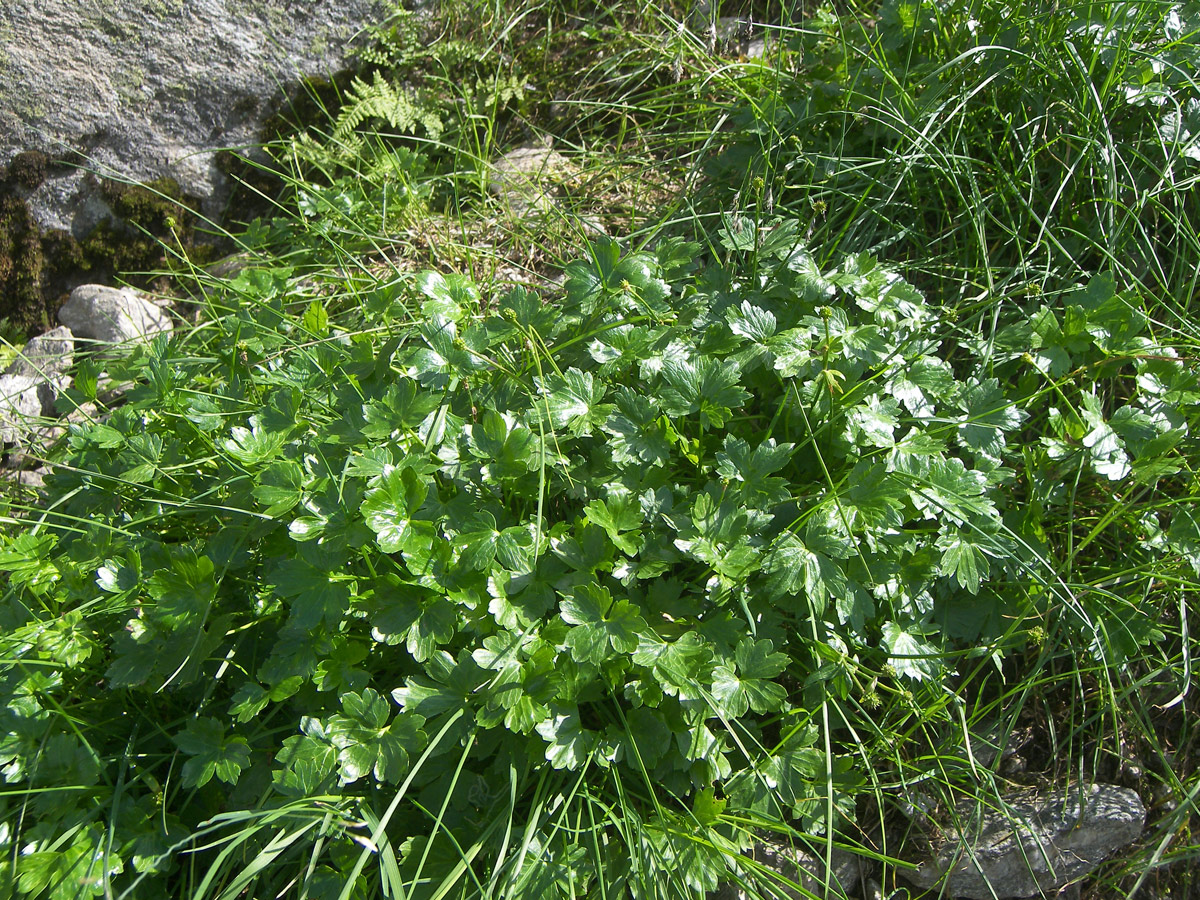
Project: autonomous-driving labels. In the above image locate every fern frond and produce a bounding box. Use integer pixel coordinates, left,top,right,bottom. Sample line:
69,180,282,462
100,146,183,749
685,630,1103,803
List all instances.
334,71,444,141
463,73,527,115
353,6,422,68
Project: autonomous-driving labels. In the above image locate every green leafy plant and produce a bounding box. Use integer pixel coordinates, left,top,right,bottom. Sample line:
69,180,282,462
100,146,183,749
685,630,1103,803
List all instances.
4,0,1200,897
1,202,1194,896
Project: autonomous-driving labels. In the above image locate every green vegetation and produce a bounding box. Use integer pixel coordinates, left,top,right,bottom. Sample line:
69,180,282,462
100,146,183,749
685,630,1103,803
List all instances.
2,0,1199,898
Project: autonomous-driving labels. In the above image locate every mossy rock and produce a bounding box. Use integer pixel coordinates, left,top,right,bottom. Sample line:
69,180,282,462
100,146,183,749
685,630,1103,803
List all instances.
0,187,49,335
0,71,360,336
0,166,213,339
8,151,49,191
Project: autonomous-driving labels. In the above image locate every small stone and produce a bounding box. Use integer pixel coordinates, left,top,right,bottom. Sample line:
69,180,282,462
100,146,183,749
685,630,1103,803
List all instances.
710,16,754,56
64,400,102,425
0,374,46,444
58,284,172,347
0,466,48,491
745,37,768,59
904,783,1145,899
3,423,66,470
577,215,608,238
206,252,253,280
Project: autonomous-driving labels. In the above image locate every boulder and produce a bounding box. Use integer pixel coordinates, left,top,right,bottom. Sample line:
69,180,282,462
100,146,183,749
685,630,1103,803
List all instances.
0,0,392,234
0,373,46,443
904,783,1145,898
58,284,172,346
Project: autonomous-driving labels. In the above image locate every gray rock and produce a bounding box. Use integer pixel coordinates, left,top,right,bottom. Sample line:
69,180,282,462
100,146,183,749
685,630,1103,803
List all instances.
711,839,864,900
0,326,74,443
0,465,48,491
19,169,119,239
489,142,572,214
904,783,1145,899
58,284,172,346
3,423,66,470
711,17,755,57
1,0,392,233
206,252,254,280
0,374,46,443
745,37,768,59
5,326,74,383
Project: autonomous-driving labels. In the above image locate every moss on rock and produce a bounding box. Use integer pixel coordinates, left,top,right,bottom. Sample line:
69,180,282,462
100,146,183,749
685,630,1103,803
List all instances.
99,175,187,224
8,151,49,191
0,166,209,338
0,180,52,335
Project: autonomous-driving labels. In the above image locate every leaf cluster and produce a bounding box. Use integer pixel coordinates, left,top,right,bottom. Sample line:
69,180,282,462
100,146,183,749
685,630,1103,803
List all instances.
1,211,1195,898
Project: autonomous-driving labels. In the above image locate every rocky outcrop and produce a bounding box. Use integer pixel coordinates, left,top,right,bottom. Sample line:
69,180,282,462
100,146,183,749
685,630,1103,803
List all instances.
1,0,391,235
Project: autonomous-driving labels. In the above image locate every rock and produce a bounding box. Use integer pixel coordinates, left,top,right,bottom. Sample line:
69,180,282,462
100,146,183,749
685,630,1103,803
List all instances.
489,142,572,214
904,783,1145,898
745,37,768,59
206,252,254,280
0,326,74,446
685,4,781,59
577,215,608,238
0,465,48,491
58,284,172,346
711,838,864,900
1,0,393,233
0,373,46,443
3,423,66,470
4,326,74,384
